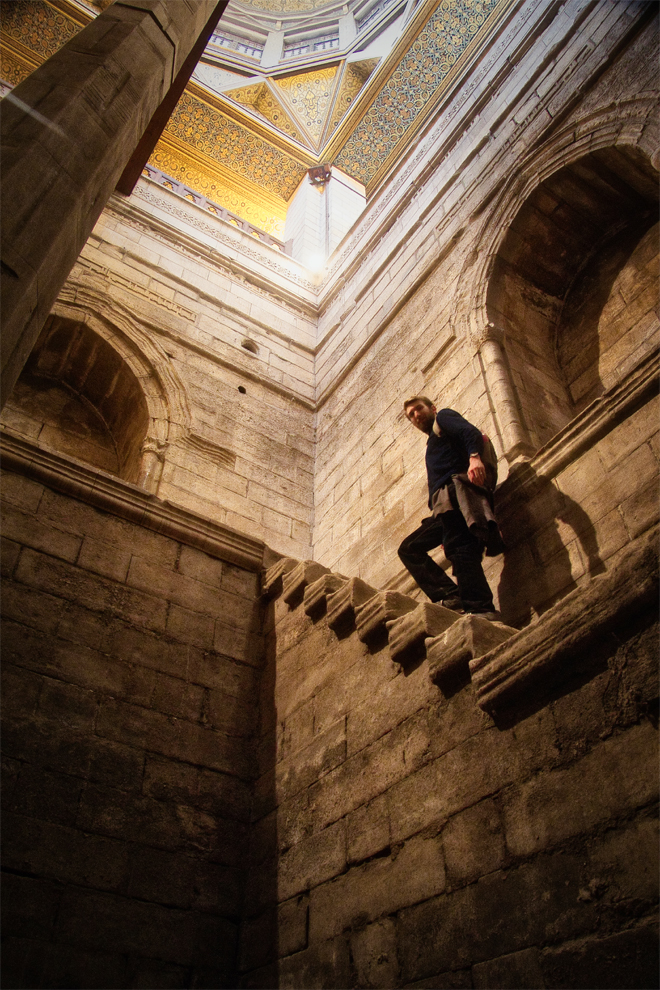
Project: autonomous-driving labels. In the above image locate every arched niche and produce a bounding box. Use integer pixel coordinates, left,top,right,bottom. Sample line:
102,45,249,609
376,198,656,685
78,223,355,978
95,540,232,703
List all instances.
2,316,152,485
486,145,658,448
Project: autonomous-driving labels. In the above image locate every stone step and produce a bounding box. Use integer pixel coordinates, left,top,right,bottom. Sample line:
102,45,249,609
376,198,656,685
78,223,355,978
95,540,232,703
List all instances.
303,572,349,619
282,560,331,607
262,556,298,598
427,613,517,692
355,590,419,647
326,577,377,636
387,601,460,668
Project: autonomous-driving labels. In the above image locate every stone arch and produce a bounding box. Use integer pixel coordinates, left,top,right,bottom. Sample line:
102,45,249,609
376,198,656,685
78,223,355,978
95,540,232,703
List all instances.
456,98,659,454
1,297,190,491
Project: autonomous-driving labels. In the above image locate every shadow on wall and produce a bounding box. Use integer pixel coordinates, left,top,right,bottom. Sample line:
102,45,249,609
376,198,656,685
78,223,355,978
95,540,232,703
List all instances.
497,463,605,627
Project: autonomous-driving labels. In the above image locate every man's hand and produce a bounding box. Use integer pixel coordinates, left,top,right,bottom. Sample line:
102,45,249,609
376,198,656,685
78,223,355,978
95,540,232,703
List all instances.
467,454,486,486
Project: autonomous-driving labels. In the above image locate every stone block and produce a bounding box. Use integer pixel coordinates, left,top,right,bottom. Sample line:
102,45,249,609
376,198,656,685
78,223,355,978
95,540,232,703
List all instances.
303,572,349,619
262,557,298,598
309,834,446,942
3,812,130,894
142,756,252,824
502,721,658,858
347,792,390,865
388,602,459,667
539,918,659,990
15,548,168,633
37,677,98,732
1,872,62,940
588,817,659,902
350,918,399,990
77,536,132,583
1,503,82,564
428,614,517,690
472,947,545,989
282,560,331,608
150,675,205,723
276,717,346,802
8,767,85,828
0,536,21,578
326,577,377,635
278,934,352,990
355,590,418,646
441,799,505,887
397,852,590,982
0,470,44,513
277,818,346,902
165,603,215,649
278,894,309,958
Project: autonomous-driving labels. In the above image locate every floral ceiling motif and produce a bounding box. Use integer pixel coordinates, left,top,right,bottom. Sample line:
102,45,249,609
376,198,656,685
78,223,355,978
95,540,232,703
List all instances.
165,92,307,200
336,0,503,186
1,0,510,233
0,0,79,60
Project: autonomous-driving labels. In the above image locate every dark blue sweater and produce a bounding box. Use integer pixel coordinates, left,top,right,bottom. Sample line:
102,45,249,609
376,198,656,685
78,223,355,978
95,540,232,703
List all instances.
425,408,484,501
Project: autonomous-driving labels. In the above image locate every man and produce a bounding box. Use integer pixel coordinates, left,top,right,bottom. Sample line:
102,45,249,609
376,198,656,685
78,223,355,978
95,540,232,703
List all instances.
398,396,503,618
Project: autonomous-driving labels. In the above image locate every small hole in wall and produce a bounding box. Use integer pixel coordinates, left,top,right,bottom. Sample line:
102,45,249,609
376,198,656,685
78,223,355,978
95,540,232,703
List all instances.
238,386,247,394
241,339,259,355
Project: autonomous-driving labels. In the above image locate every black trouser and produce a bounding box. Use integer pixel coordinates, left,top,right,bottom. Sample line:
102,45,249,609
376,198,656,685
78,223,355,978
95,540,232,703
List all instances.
398,499,493,613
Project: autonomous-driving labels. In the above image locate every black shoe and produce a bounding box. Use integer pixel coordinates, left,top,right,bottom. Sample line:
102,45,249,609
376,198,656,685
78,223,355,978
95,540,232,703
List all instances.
437,595,463,612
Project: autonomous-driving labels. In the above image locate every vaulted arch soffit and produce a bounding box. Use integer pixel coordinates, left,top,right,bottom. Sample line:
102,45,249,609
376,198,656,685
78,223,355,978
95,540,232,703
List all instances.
453,97,659,345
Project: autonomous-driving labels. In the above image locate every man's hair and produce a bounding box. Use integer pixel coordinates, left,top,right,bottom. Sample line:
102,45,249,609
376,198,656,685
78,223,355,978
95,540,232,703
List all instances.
403,395,435,415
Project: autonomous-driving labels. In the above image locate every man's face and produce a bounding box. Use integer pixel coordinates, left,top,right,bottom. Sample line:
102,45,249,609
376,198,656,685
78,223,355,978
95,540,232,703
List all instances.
405,400,436,433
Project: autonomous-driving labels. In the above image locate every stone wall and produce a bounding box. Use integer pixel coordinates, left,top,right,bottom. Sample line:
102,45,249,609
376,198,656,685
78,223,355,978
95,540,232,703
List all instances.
1,461,266,989
311,1,659,590
241,538,659,989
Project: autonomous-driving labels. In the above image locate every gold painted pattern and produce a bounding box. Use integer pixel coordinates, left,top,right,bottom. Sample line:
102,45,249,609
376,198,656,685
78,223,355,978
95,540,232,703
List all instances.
165,91,307,199
275,65,338,145
336,0,503,185
0,0,80,59
225,82,308,145
327,59,379,138
148,144,287,237
0,49,32,86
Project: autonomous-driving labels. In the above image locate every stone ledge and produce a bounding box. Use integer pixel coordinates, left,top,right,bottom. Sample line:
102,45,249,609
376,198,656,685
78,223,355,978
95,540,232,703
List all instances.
427,613,517,691
262,557,298,598
304,573,349,619
282,560,331,607
355,590,418,646
388,602,460,668
326,577,377,636
470,527,659,716
0,429,266,571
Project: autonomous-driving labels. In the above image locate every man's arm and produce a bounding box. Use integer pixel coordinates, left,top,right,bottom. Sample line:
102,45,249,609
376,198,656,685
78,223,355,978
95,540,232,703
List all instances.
435,409,488,487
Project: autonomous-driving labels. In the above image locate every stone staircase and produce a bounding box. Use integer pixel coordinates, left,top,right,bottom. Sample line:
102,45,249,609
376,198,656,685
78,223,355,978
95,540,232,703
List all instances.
262,556,518,706
262,527,657,718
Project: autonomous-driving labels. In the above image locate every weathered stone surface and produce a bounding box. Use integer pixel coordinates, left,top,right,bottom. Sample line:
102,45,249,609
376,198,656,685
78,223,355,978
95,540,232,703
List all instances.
303,572,348,618
388,601,460,667
355,590,418,645
428,613,517,690
309,834,446,942
282,559,331,607
325,575,377,634
539,918,659,990
472,947,545,989
262,557,298,599
471,527,659,715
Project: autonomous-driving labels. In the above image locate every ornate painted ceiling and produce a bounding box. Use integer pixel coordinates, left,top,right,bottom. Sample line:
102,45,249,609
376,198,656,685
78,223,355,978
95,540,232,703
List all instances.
1,0,508,238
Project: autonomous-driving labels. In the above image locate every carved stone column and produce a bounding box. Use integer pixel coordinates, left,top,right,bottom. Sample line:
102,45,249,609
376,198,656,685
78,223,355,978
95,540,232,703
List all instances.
1,0,225,403
471,321,535,465
137,437,168,495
